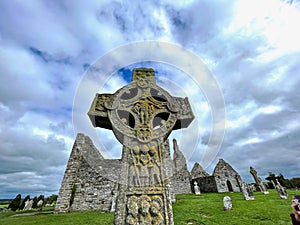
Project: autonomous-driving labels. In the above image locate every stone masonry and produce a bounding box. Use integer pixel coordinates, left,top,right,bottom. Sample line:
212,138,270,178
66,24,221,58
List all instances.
170,139,192,194
55,133,193,213
191,159,243,193
56,134,244,213
54,133,121,213
213,159,242,192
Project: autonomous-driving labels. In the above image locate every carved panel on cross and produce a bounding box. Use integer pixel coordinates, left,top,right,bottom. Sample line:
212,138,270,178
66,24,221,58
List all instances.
127,140,162,187
126,194,165,225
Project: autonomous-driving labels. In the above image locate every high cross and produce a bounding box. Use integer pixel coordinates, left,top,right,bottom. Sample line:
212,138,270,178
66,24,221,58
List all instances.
88,68,194,225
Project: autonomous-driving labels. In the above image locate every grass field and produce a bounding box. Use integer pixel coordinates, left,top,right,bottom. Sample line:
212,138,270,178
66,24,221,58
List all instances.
0,204,8,208
0,189,299,225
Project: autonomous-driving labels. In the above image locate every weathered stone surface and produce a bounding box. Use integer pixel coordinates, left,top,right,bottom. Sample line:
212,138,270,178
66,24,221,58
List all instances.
88,68,194,225
194,181,201,195
191,162,209,179
54,133,121,213
242,182,254,200
55,133,192,214
36,200,43,211
170,139,191,195
223,196,232,211
213,159,242,193
192,159,243,193
249,166,269,194
273,179,288,199
23,199,33,211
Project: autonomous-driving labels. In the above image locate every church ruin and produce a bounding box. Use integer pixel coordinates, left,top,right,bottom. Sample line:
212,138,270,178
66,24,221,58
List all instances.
55,134,243,213
191,159,243,193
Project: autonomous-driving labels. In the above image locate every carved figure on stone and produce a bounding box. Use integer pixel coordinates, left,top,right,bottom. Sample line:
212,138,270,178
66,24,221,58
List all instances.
148,143,161,185
140,145,150,186
136,125,152,142
150,195,164,225
194,181,201,195
128,145,141,187
126,196,139,225
223,196,232,211
139,195,152,225
95,94,110,111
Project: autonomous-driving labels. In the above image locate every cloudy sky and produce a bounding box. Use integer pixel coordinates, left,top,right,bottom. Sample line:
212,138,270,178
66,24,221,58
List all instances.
1,0,300,199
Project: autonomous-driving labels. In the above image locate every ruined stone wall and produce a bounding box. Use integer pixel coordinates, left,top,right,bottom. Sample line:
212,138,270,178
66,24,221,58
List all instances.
55,136,83,213
70,159,117,212
56,133,244,214
190,162,209,179
213,159,242,193
55,133,120,213
192,176,218,193
171,139,191,194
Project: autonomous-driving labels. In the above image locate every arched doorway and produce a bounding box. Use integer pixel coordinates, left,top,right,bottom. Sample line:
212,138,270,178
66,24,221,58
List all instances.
226,180,233,192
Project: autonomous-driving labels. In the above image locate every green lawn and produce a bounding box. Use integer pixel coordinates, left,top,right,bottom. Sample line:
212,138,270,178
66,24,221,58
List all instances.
0,204,9,208
173,189,299,225
0,190,298,225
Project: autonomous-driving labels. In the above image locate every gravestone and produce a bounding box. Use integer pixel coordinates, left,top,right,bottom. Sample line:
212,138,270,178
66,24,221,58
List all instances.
194,181,201,195
223,196,232,211
36,200,43,211
241,182,254,200
272,179,288,199
249,166,269,194
88,68,194,225
23,199,33,211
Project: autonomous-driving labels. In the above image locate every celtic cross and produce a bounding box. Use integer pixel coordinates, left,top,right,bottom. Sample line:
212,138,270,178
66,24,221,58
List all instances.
88,68,194,225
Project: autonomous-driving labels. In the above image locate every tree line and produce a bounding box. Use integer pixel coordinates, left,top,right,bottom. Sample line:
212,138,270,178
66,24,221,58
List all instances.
265,172,300,189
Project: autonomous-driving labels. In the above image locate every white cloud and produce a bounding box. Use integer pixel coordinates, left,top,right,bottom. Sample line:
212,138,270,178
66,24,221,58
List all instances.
0,0,300,198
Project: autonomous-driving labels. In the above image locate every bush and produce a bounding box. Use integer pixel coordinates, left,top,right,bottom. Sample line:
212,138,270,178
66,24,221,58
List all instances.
8,194,21,211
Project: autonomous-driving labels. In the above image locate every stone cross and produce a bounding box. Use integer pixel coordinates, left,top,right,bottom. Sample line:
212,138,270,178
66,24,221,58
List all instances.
194,181,201,195
249,166,269,194
242,182,254,200
274,179,288,199
88,68,194,225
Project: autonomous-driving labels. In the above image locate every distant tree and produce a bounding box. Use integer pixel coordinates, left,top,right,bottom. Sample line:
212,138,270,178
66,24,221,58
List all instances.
44,194,57,205
266,172,296,189
19,195,30,210
276,173,285,185
266,172,276,188
32,196,38,208
290,178,300,188
8,194,22,211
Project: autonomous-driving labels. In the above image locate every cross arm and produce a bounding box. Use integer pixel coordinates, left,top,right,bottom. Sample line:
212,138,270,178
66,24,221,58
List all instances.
87,93,113,130
173,97,194,130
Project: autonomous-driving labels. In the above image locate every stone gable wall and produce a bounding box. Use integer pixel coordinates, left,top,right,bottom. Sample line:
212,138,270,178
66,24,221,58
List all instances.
70,159,117,212
54,141,83,213
213,159,242,193
171,139,191,194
